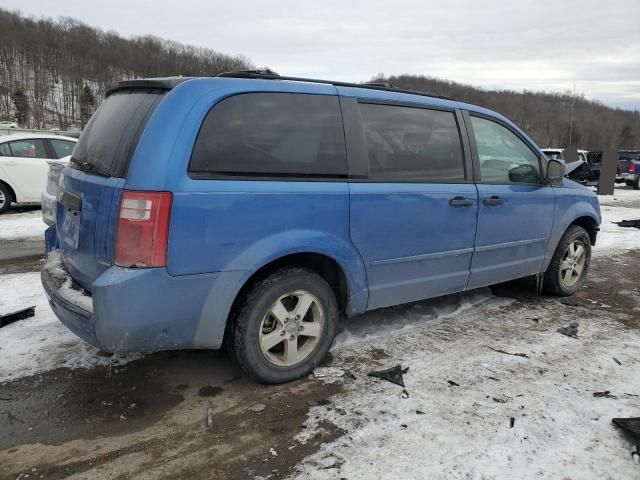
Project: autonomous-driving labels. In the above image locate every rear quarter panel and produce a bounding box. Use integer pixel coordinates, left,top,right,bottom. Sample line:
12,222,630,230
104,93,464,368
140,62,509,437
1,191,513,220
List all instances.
124,78,369,315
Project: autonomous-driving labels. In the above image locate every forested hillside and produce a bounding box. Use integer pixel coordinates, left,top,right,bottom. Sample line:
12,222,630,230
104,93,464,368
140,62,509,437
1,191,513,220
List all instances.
1,8,638,150
0,8,250,130
373,74,640,149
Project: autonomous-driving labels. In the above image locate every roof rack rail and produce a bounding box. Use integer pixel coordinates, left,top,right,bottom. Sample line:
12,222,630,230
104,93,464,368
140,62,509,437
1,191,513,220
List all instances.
214,70,452,101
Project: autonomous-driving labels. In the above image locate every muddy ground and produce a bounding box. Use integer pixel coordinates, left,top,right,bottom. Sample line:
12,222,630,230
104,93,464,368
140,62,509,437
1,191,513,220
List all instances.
1,222,639,478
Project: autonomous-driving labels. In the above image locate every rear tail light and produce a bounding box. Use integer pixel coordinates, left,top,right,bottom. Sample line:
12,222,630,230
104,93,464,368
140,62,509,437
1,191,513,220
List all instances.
630,163,635,173
115,191,172,268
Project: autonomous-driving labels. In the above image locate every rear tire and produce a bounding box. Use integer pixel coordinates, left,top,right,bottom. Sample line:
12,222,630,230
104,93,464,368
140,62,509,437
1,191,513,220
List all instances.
232,268,338,384
544,225,591,296
0,183,12,214
633,176,640,190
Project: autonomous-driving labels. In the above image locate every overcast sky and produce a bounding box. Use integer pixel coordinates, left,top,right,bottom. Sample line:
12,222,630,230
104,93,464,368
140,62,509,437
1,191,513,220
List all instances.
4,0,640,110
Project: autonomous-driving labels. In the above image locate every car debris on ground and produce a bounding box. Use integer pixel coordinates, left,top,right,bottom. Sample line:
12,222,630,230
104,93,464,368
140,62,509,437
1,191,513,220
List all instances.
614,219,640,229
487,346,529,358
367,365,409,388
557,322,579,338
0,306,35,328
593,391,616,398
612,418,640,465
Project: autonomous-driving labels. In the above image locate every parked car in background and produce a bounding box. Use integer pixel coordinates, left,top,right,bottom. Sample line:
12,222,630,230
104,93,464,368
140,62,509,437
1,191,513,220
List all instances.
42,73,601,384
42,156,70,225
618,149,640,189
542,148,626,186
0,133,77,214
0,120,19,129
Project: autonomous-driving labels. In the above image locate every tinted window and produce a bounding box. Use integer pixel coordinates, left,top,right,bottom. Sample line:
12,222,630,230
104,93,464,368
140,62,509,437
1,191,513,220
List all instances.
471,116,541,184
8,139,48,159
50,139,76,159
359,103,465,182
72,90,164,177
190,93,346,177
0,143,10,156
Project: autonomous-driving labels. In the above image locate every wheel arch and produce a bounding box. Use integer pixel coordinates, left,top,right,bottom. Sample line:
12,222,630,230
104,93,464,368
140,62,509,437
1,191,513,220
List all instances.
570,215,598,245
0,178,16,204
222,251,363,348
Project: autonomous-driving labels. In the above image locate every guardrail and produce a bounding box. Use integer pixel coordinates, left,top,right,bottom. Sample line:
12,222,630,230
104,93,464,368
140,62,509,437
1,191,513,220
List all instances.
0,128,81,138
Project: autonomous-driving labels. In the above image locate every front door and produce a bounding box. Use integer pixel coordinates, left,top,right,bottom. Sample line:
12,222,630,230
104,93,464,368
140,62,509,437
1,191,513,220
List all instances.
465,114,555,289
346,99,478,310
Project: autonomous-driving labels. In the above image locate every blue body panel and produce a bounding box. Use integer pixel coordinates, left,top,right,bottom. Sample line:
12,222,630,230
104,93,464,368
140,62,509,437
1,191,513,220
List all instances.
349,182,478,310
467,184,555,289
43,77,602,354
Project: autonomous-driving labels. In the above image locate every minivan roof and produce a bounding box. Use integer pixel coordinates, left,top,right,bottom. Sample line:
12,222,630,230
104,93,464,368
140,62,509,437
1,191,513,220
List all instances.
106,71,452,102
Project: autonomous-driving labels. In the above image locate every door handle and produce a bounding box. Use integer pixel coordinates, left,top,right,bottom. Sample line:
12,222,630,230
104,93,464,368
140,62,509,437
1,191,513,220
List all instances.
4,161,17,166
483,196,505,206
449,196,474,207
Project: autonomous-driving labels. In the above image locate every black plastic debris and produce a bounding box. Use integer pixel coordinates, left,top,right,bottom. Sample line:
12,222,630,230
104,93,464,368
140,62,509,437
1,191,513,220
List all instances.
0,306,35,328
614,220,640,229
401,389,409,399
557,322,579,338
368,365,409,388
613,418,640,437
614,358,622,366
488,346,529,358
447,380,460,387
612,418,640,464
510,417,515,428
594,391,616,398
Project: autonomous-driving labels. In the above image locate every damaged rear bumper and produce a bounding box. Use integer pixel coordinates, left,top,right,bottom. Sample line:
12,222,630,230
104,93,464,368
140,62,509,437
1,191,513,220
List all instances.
42,257,99,348
41,247,247,354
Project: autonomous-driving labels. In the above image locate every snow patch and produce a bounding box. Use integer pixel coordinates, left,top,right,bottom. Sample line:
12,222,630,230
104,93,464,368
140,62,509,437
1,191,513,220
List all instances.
0,209,46,240
0,272,138,381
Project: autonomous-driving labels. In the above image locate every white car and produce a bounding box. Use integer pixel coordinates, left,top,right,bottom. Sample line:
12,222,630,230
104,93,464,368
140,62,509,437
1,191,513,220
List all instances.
0,134,77,214
0,121,19,129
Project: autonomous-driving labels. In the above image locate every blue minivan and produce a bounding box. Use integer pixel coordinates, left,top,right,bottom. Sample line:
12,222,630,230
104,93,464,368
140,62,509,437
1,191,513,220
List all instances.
42,71,601,383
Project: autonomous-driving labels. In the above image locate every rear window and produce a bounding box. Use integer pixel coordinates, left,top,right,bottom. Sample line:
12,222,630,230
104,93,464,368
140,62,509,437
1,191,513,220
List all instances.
189,93,347,178
72,89,164,177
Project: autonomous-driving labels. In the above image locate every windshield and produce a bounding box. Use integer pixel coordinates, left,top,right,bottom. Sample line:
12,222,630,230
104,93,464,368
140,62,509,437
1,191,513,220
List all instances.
71,89,165,177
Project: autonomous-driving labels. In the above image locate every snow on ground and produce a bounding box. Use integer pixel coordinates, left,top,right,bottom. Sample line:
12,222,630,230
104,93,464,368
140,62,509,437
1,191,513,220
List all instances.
0,273,135,381
294,297,640,480
0,209,47,241
594,186,640,255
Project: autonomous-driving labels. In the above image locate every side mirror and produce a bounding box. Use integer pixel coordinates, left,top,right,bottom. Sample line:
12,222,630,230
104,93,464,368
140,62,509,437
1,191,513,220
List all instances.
546,158,565,183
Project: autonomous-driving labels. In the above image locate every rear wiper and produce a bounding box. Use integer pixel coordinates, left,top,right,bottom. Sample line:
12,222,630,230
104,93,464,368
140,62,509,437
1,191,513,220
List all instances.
70,157,109,177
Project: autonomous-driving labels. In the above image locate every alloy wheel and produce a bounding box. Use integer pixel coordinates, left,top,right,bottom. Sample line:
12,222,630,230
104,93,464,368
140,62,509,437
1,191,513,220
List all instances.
560,240,587,288
259,290,325,367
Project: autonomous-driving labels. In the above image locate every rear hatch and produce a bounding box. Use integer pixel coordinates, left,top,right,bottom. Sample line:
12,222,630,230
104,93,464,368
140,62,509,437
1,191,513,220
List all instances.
57,88,166,290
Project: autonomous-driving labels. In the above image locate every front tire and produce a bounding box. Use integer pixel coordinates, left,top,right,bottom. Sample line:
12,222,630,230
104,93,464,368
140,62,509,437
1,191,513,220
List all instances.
544,225,591,296
232,268,338,384
0,183,12,214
